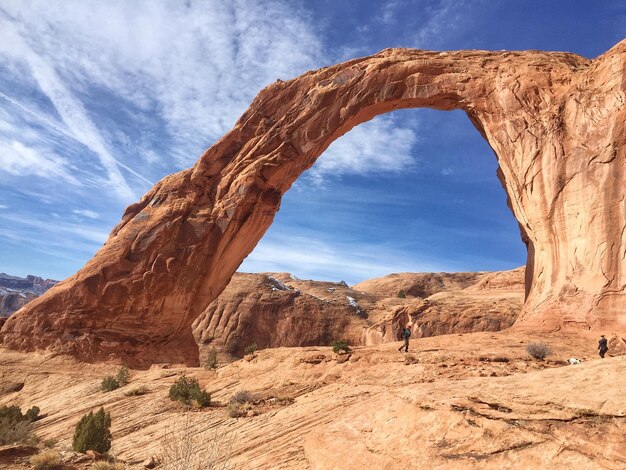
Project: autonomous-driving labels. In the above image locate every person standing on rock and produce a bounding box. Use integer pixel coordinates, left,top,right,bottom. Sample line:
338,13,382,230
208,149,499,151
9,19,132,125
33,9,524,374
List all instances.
398,325,412,353
598,335,609,358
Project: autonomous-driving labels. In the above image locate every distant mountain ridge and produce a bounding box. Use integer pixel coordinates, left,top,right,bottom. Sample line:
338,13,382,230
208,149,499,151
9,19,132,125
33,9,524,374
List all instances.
0,273,58,317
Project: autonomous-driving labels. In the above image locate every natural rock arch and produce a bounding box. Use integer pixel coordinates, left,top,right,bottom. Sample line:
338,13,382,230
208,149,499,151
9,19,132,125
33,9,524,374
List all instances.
2,40,625,366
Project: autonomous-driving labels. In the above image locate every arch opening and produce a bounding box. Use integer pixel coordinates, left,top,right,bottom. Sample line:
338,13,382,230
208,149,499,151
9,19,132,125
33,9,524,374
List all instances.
240,108,526,285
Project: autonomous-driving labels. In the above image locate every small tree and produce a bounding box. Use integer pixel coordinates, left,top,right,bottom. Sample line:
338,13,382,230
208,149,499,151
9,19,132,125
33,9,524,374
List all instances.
72,407,112,454
397,290,407,298
169,375,210,408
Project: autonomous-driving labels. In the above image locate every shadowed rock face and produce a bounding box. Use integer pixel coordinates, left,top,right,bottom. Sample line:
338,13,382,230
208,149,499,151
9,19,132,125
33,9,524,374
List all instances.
2,40,626,366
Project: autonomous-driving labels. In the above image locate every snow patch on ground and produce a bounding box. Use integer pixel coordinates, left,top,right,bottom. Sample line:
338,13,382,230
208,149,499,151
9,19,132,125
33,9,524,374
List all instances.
268,276,291,292
346,296,364,315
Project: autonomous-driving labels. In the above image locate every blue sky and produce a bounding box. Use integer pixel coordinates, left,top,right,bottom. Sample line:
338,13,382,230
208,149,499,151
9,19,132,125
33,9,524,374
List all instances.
0,1,624,284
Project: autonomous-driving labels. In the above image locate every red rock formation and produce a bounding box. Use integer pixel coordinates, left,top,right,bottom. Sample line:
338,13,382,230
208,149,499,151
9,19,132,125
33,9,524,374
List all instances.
192,273,367,359
193,269,524,359
3,40,626,365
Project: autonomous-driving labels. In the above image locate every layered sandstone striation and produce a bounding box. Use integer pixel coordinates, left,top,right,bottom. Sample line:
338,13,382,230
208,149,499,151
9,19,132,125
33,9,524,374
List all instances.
193,268,524,359
3,40,626,364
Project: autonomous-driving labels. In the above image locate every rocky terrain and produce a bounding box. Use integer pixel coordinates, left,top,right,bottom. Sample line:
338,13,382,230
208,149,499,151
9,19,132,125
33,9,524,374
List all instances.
1,267,525,363
193,267,524,361
4,39,626,364
0,274,57,317
1,330,625,469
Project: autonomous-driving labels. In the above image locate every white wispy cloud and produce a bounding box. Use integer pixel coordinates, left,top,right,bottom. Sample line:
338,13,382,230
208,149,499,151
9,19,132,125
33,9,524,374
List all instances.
0,140,81,185
0,18,138,200
72,209,99,219
412,0,469,49
240,232,451,285
308,115,418,183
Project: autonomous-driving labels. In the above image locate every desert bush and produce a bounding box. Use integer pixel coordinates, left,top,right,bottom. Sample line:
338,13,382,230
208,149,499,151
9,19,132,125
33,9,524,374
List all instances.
204,347,218,369
30,449,62,470
25,405,40,422
525,342,552,360
101,366,130,393
397,290,406,298
331,340,351,354
101,376,119,392
244,343,257,356
0,405,23,423
44,438,58,448
92,462,125,470
72,407,112,454
124,385,149,397
0,418,31,445
160,415,233,470
227,403,245,418
0,404,40,445
116,366,130,386
229,390,255,405
169,375,210,408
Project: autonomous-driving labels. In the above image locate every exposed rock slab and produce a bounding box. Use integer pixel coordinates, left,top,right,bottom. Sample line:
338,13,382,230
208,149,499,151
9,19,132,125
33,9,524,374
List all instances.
0,331,624,469
3,40,626,364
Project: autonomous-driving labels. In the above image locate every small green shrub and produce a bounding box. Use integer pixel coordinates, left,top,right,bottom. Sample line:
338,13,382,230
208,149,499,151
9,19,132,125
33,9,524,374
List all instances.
204,347,218,369
526,342,552,360
331,340,351,354
100,376,119,392
72,407,112,454
44,438,58,448
115,366,130,386
25,405,40,422
0,405,40,445
30,449,62,470
244,343,258,356
101,366,130,393
0,405,24,423
168,375,210,408
397,290,407,298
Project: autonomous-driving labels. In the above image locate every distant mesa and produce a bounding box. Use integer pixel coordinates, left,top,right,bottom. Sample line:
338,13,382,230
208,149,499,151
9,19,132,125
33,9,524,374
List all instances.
2,39,626,366
0,273,58,317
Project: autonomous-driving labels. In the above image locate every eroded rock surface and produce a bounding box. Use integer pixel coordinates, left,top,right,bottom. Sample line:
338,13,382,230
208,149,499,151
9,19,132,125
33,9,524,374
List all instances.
194,269,524,359
3,40,626,365
0,330,624,469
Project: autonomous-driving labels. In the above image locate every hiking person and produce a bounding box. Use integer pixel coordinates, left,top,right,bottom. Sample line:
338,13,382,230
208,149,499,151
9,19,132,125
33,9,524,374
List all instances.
598,335,609,358
398,325,412,353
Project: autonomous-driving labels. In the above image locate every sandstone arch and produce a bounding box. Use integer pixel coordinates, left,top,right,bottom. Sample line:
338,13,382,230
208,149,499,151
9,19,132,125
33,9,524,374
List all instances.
2,40,626,366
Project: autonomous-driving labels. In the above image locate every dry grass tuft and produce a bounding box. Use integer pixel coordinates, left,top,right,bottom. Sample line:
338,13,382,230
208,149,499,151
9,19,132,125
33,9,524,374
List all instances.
160,414,233,470
30,449,62,470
